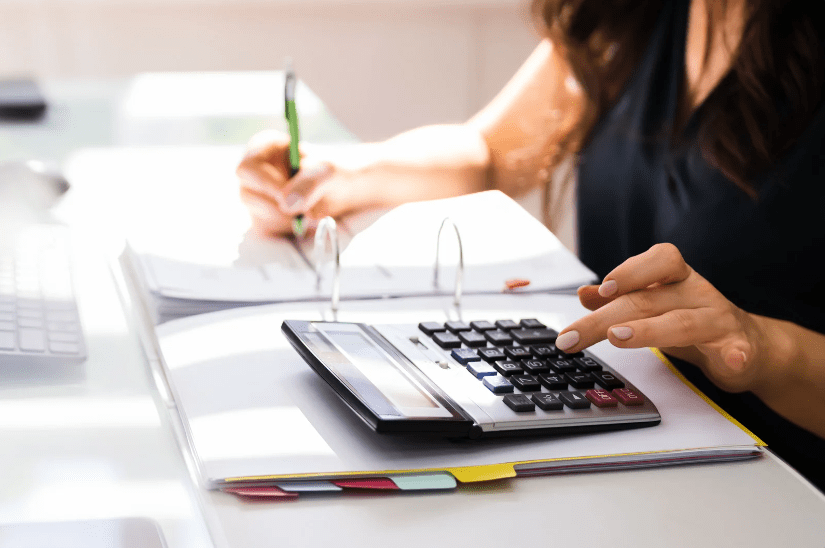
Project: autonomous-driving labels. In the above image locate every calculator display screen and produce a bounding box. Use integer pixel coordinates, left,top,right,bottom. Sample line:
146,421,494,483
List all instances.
324,330,439,410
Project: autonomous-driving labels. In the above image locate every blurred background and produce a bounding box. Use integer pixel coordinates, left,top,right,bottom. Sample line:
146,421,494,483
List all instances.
0,0,539,141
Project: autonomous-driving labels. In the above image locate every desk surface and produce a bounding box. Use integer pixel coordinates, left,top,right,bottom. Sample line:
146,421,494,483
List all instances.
1,73,823,548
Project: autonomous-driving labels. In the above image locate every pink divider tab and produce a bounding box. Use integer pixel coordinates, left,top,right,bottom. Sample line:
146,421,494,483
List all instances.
223,486,299,500
332,478,400,490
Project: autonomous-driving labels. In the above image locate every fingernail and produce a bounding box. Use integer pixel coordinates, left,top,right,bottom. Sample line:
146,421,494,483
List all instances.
599,279,618,297
555,330,579,351
724,350,747,371
611,326,634,340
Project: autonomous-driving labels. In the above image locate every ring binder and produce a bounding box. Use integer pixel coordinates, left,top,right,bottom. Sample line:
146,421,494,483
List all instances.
314,216,340,315
433,217,464,307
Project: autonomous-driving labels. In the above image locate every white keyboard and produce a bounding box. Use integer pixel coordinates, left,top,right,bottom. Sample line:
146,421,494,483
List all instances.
0,224,87,366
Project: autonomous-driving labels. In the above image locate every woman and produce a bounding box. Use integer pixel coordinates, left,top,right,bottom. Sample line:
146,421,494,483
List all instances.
237,0,825,490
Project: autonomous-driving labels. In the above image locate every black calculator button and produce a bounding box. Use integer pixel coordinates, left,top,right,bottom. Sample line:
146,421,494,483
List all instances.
574,356,603,371
451,348,480,364
510,374,542,392
495,320,519,331
558,350,585,359
532,393,564,411
538,374,568,390
482,375,514,394
470,320,496,331
593,371,625,389
494,361,523,376
418,322,445,335
432,331,462,349
511,329,557,344
522,359,550,374
504,346,532,360
530,345,558,358
459,330,488,347
504,394,536,412
548,358,577,373
520,318,549,330
445,321,471,333
484,330,513,346
478,347,506,362
558,391,591,409
564,372,595,389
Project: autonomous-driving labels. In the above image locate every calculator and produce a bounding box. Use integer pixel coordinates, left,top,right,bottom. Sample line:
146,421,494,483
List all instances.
282,318,660,439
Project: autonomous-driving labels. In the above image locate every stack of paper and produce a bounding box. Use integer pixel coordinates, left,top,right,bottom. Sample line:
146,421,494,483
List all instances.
122,191,597,323
144,293,763,499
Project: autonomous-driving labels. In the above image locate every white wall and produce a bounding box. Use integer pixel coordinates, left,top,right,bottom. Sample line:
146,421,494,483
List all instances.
0,0,540,140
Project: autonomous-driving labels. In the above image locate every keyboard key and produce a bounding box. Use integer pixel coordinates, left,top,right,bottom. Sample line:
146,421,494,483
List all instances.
522,359,550,375
469,320,496,331
494,319,519,331
593,371,625,389
467,362,497,378
613,388,645,406
564,372,595,389
538,374,568,390
484,330,513,346
432,331,461,349
574,356,603,371
548,358,577,373
504,394,535,412
18,328,46,352
493,360,523,376
458,330,488,348
510,374,542,392
586,389,618,408
532,393,564,411
530,345,558,358
451,348,480,364
511,329,557,344
519,318,548,329
558,391,591,409
482,375,514,394
503,346,532,360
558,350,585,359
49,341,81,355
477,347,506,363
444,321,471,333
418,322,445,335
0,331,14,350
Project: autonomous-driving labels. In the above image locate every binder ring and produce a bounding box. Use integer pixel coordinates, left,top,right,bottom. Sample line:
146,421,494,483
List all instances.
314,216,340,314
433,217,464,307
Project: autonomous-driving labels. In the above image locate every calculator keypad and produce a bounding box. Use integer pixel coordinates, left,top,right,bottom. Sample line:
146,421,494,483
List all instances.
417,319,650,414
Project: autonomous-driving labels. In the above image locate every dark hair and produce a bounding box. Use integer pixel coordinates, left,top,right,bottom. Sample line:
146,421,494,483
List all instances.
532,0,824,194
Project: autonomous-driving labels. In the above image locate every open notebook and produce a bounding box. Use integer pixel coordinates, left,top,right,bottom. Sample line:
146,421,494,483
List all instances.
139,293,763,499
121,191,596,323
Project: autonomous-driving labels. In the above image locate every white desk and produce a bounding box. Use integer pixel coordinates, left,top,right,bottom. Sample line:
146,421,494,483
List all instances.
1,73,824,548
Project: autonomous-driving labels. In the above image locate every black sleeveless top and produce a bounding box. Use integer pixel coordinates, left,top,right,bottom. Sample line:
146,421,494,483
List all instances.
576,0,825,490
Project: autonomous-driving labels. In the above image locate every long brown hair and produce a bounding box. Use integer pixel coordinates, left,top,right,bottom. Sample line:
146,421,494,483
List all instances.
533,0,824,195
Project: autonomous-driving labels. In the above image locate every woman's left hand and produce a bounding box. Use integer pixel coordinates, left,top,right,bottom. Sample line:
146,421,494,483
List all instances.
554,243,773,393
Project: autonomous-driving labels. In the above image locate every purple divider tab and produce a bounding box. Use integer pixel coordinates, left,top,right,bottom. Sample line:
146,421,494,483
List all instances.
332,478,400,490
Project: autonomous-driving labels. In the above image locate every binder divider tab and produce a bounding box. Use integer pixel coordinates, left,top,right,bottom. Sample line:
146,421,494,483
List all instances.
434,217,465,308
314,216,341,318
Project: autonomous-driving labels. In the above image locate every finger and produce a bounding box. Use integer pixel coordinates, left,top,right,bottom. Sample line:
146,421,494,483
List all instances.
280,162,334,215
239,190,294,236
556,283,695,353
604,307,734,349
598,243,692,298
578,284,610,311
237,158,290,209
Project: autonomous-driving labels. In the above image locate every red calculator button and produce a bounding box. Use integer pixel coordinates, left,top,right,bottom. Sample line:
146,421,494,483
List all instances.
613,388,645,406
585,389,618,407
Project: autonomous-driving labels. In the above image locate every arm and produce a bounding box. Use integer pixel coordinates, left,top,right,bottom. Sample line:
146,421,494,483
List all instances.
237,39,581,234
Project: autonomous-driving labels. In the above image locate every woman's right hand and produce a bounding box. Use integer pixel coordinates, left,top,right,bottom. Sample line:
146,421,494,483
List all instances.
237,130,367,237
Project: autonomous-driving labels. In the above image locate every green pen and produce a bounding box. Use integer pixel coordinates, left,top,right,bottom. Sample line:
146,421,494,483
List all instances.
284,67,305,237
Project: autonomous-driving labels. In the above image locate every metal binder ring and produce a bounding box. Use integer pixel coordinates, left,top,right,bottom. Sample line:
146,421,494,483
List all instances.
314,216,340,315
433,217,464,307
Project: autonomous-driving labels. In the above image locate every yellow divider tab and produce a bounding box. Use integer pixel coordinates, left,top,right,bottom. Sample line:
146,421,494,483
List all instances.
447,463,517,483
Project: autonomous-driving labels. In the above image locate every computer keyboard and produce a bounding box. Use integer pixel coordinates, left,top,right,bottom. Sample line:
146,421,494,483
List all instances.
0,224,87,366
